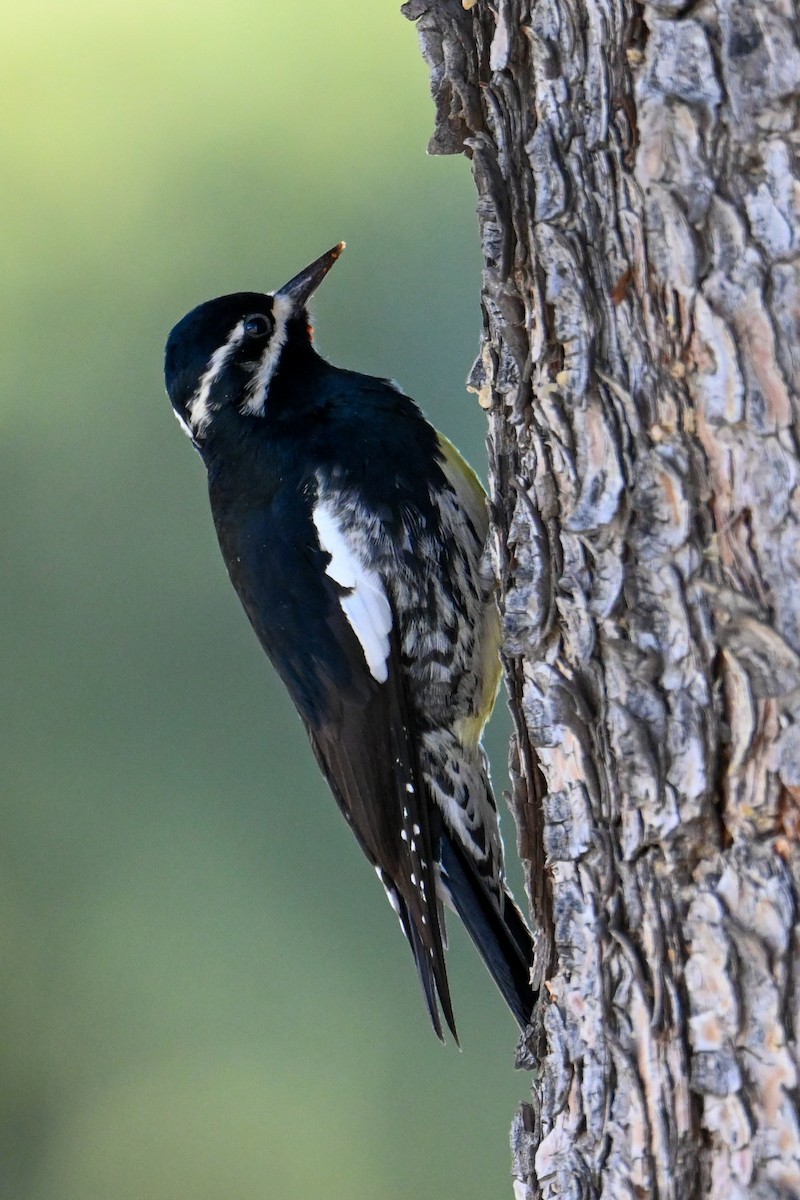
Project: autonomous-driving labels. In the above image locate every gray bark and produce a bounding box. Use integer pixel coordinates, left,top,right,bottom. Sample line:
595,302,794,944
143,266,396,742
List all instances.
403,1,800,1197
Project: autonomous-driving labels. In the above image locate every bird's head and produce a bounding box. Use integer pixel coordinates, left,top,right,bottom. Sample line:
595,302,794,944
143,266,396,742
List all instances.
165,242,345,444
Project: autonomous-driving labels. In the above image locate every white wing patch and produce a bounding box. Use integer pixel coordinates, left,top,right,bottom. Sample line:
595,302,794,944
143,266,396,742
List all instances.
312,499,392,683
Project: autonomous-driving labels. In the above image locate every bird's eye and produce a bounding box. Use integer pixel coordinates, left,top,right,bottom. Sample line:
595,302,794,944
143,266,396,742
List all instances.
243,314,271,339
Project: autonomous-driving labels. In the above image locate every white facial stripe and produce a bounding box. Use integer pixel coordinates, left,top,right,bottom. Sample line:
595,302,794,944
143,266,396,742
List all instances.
172,406,195,441
241,294,293,417
187,319,246,434
312,499,392,683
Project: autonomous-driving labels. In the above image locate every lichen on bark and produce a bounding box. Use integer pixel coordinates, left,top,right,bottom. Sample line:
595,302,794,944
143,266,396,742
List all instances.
403,1,800,1196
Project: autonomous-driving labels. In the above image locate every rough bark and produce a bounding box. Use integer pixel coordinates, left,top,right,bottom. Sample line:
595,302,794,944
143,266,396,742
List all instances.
403,1,800,1196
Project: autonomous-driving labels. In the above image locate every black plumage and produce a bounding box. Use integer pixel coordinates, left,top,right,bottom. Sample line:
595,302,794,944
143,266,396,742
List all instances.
165,244,535,1039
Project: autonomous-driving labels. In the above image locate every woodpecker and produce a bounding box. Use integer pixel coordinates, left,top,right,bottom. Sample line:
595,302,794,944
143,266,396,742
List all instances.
164,244,535,1039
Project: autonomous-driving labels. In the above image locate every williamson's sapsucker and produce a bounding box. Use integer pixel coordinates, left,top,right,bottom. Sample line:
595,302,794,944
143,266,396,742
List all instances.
164,243,535,1039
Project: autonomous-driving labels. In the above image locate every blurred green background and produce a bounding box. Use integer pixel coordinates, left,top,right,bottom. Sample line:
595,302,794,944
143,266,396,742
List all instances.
2,3,529,1197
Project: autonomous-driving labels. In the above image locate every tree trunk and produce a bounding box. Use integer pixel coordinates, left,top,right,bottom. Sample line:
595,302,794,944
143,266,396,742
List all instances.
402,1,800,1196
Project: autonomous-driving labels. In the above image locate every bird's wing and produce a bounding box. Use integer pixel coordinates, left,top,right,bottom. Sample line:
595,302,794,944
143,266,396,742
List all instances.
305,625,455,1040
306,490,458,1039
216,484,456,1039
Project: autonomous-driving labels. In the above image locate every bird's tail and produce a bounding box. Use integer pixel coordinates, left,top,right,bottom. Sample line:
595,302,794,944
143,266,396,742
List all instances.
439,831,536,1031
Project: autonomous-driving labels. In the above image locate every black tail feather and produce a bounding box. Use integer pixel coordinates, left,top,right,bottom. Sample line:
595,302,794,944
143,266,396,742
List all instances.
398,892,459,1043
440,832,535,1031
